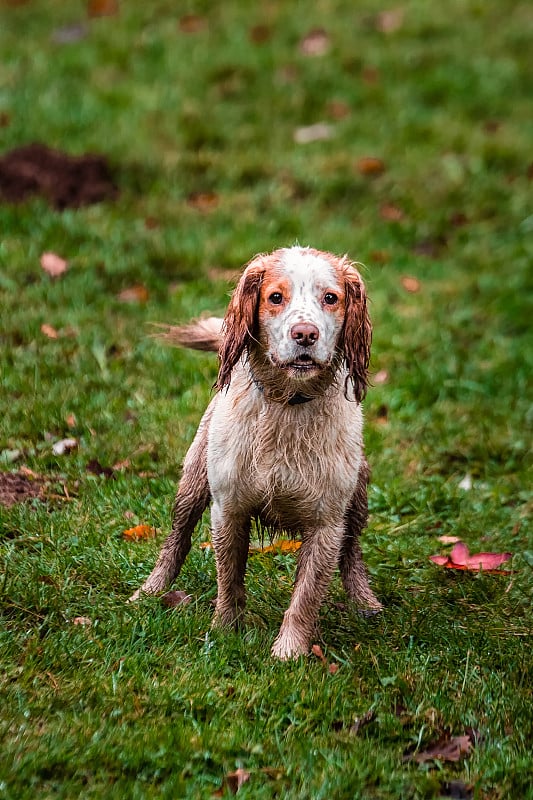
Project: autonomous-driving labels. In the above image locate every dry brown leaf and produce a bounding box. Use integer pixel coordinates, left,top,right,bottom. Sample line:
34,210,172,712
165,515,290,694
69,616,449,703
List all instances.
409,734,472,764
179,14,207,33
370,249,390,264
87,0,119,17
40,252,68,278
326,100,351,120
380,203,405,221
356,156,385,176
213,767,251,796
299,28,330,57
437,535,461,544
117,285,149,304
401,275,421,293
249,24,271,44
123,524,156,540
41,323,59,339
187,192,219,212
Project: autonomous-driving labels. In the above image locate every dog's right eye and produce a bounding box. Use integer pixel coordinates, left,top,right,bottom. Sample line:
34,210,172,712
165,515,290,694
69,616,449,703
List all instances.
269,292,283,305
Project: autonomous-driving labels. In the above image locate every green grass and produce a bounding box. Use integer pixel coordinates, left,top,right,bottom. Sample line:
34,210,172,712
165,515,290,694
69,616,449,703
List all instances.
0,1,531,797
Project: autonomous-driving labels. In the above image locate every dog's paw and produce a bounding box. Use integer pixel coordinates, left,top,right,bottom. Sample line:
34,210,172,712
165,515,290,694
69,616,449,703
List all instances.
271,632,310,660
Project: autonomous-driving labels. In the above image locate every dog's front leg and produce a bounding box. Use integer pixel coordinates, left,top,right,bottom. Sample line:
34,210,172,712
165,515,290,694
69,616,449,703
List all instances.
211,503,251,629
271,526,343,660
128,407,212,602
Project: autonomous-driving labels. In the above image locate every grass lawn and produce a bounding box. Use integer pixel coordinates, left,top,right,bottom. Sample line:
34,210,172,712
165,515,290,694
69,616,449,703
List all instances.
0,1,531,797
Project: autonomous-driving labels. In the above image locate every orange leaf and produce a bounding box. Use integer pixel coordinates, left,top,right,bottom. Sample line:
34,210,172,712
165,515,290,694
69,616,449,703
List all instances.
123,524,156,540
401,275,421,293
356,156,385,176
249,539,302,554
117,285,149,304
40,252,68,278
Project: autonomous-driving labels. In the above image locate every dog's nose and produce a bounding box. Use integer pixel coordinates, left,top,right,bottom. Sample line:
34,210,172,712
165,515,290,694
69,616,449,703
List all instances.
291,322,319,347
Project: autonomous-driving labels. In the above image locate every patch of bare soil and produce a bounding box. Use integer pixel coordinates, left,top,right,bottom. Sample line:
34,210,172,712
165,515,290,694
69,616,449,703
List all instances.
0,142,118,209
0,471,45,508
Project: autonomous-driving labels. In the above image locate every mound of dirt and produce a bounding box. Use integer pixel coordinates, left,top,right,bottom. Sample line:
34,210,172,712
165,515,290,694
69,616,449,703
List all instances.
0,471,44,508
0,142,118,209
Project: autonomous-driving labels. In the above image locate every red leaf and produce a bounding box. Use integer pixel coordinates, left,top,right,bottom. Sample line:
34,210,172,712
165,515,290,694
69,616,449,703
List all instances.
430,541,513,574
449,541,470,565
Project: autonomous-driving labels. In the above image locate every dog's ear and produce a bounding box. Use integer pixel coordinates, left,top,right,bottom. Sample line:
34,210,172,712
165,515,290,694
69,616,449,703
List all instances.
340,265,372,403
216,259,264,390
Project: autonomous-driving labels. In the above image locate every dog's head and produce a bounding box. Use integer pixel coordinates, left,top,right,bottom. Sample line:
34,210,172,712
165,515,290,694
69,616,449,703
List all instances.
217,247,371,402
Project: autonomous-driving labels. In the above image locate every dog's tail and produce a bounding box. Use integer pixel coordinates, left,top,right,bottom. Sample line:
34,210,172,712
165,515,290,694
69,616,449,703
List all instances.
152,317,223,353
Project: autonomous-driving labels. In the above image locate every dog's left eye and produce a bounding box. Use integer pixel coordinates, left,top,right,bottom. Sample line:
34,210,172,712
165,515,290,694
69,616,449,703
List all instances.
323,293,338,305
269,292,283,305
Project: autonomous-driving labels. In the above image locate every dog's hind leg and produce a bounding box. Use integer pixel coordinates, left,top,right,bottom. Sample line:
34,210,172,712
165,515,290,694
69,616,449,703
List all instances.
128,405,212,602
339,458,383,612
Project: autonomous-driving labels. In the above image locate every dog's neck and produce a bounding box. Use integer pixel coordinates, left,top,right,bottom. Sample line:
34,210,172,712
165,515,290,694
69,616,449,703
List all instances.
246,352,342,407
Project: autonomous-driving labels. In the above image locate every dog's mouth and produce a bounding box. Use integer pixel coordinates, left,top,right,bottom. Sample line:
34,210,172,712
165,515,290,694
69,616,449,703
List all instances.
288,353,318,371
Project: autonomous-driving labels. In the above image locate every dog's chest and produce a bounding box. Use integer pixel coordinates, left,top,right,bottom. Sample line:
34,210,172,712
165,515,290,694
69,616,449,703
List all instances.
208,393,363,522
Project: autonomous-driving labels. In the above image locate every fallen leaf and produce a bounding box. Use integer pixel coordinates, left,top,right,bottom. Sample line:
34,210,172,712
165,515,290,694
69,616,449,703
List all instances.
328,662,339,674
375,7,405,34
373,369,389,385
85,458,114,478
213,768,251,796
161,590,192,608
87,0,118,17
326,100,351,120
123,524,156,540
299,28,330,57
293,123,334,144
187,191,219,212
52,437,78,456
179,14,207,33
41,323,59,339
311,643,327,664
370,249,390,263
199,541,213,551
362,66,380,84
40,251,68,278
401,275,421,293
406,734,472,764
72,616,92,627
249,24,271,44
249,539,302,554
437,535,461,544
429,541,512,574
356,156,385,176
117,285,149,304
380,203,404,221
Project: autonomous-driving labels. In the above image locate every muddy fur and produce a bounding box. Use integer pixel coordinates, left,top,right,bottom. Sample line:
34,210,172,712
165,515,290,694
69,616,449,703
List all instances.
130,247,381,659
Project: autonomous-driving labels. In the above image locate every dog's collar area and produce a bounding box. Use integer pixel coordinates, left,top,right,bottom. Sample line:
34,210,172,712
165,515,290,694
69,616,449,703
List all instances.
249,371,314,406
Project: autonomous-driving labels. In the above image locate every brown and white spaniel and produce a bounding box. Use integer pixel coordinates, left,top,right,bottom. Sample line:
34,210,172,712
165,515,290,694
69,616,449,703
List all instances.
130,246,382,659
